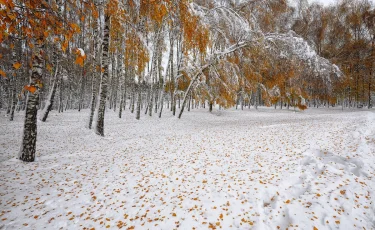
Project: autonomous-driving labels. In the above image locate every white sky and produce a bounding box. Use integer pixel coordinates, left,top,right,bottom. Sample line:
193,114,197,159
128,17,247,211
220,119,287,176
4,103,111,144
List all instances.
309,0,375,6
309,0,335,6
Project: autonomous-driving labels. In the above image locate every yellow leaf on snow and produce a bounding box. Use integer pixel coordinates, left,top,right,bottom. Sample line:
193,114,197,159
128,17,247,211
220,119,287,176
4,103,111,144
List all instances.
13,62,22,69
0,69,6,78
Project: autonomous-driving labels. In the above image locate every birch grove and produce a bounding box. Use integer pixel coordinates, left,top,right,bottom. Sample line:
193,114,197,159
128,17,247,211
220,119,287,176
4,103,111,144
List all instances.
0,0,374,162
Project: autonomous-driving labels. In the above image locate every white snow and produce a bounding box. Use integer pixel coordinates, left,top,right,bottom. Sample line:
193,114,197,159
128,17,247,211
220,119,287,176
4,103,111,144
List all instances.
77,48,85,57
0,108,374,229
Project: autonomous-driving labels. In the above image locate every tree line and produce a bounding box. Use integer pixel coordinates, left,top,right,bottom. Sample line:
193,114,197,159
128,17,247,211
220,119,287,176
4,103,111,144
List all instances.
0,0,374,162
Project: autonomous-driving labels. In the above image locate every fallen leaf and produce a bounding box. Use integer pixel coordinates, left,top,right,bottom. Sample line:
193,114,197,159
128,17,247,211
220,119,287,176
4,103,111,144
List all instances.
0,70,6,78
13,62,22,69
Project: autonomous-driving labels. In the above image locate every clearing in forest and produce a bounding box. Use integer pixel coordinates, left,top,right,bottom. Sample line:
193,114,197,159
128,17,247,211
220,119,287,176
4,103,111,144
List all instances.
0,108,374,229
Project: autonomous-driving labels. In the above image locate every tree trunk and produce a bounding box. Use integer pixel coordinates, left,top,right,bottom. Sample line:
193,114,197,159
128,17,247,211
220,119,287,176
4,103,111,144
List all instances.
9,77,17,121
19,39,44,162
119,82,124,118
191,94,194,110
171,38,176,116
159,83,165,118
241,93,244,110
123,77,127,110
78,67,85,112
154,83,159,114
369,38,374,109
178,65,210,119
148,84,153,116
88,73,97,129
188,94,191,112
58,76,64,113
9,40,20,121
136,84,141,120
6,80,11,114
118,64,125,119
41,64,59,122
94,15,110,136
145,86,149,115
112,54,119,112
131,85,135,113
280,98,283,109
115,53,123,117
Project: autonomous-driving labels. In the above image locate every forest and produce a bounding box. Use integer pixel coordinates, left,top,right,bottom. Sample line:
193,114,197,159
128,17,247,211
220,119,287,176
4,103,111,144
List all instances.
0,0,374,159
1,1,375,229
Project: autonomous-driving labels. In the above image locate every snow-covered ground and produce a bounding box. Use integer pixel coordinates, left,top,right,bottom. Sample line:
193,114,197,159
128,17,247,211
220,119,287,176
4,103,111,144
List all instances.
0,107,374,230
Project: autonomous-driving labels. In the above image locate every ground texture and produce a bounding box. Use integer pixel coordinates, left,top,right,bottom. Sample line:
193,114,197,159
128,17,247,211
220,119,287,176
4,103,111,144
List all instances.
0,108,374,230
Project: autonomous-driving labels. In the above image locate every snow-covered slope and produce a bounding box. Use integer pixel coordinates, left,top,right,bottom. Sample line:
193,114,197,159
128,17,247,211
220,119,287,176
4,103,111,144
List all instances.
0,108,374,229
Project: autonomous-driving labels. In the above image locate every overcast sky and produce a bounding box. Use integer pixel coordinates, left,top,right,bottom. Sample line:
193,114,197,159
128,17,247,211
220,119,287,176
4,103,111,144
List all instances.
309,0,335,6
309,0,375,6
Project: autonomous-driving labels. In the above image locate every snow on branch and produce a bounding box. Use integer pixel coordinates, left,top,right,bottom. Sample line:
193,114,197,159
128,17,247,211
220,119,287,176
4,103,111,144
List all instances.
265,31,342,81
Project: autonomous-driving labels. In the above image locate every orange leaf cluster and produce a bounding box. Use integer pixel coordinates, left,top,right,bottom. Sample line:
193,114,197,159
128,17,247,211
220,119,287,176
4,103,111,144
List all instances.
24,85,37,94
74,48,86,67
